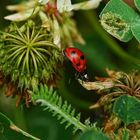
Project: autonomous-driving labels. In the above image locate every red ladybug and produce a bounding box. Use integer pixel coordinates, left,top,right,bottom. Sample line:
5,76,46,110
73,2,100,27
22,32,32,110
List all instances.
63,47,88,81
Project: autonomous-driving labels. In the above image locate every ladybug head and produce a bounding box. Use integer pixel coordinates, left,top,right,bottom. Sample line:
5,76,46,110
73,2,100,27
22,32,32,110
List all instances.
75,70,89,82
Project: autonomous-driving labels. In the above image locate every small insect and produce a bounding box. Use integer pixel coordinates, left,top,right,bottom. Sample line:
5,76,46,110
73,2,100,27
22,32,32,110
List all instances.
63,47,89,81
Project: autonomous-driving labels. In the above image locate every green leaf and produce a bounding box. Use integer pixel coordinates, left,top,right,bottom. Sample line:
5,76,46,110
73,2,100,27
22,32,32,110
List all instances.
31,84,92,133
131,23,140,42
77,129,109,140
122,129,129,140
113,95,140,125
134,0,140,11
0,112,40,140
100,0,140,42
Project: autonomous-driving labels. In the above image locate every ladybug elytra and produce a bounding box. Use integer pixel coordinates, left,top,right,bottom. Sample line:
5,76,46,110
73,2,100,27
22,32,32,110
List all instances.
63,47,88,81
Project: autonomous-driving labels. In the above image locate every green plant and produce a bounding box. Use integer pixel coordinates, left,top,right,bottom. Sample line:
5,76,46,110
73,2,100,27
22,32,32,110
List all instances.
100,0,140,43
0,21,62,90
1,0,140,140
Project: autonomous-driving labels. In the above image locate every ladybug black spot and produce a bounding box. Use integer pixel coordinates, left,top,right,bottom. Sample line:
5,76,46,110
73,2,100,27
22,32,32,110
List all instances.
80,55,85,60
76,63,80,66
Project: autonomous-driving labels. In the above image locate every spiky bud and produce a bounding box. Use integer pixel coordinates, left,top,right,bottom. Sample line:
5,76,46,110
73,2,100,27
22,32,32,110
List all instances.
0,20,63,90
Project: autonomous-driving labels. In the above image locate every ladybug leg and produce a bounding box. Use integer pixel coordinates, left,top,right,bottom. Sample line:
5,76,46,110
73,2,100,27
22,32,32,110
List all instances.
75,71,81,80
75,71,77,79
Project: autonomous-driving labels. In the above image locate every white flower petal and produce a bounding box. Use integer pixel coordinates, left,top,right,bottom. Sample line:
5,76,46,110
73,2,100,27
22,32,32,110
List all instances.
39,11,51,30
6,1,36,11
4,12,31,21
39,11,49,22
4,7,40,22
73,0,102,10
53,17,61,47
38,0,49,5
6,5,26,11
57,0,73,13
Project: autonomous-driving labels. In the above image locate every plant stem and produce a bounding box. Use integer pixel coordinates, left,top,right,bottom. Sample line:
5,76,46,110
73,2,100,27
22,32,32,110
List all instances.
13,106,27,130
10,124,41,140
0,112,40,140
83,11,140,65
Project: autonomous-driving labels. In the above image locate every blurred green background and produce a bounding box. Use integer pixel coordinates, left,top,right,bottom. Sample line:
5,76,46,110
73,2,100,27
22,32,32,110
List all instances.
0,0,139,140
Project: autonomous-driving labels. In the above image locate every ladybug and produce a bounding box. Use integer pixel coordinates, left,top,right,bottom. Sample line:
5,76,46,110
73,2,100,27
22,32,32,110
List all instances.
63,47,88,81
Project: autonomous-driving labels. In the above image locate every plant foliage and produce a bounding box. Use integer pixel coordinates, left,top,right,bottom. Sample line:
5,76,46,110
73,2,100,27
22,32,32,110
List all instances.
0,20,62,90
31,84,93,133
100,0,140,43
1,0,140,139
113,95,140,125
135,0,140,11
77,129,109,140
0,112,40,140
